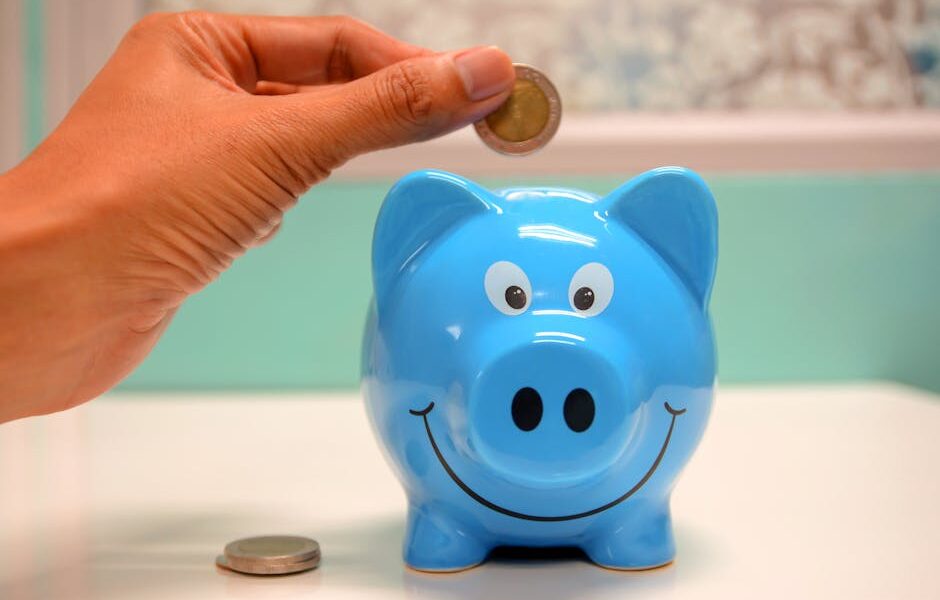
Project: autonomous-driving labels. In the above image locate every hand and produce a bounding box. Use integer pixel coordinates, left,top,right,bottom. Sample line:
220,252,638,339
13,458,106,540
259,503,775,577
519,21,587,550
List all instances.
0,12,514,422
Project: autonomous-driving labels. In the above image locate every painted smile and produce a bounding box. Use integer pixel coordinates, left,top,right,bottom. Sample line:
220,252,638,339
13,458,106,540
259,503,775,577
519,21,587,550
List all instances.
409,400,686,522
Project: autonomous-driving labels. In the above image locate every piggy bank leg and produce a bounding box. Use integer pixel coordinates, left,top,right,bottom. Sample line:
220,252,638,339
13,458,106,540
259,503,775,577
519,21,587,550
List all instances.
582,503,675,570
403,504,489,572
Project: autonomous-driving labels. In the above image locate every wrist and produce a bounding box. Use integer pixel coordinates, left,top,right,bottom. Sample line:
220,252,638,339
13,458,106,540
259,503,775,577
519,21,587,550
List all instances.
0,162,116,420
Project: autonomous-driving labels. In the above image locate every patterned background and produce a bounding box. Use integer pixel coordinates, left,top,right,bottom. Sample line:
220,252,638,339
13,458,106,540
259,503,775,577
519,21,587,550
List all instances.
148,0,940,110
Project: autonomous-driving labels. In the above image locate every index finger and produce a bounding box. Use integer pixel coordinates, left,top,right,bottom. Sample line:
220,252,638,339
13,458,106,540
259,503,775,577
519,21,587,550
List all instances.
174,12,432,90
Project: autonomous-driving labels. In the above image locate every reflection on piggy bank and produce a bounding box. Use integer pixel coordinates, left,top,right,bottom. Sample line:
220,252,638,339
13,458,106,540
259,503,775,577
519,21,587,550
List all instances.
362,167,718,572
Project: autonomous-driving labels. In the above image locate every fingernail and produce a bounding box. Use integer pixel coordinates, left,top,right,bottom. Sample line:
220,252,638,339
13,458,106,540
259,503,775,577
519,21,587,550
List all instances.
454,46,514,101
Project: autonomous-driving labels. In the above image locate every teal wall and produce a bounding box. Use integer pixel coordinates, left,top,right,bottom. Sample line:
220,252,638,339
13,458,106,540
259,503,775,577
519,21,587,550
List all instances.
18,4,940,392
24,0,44,154
122,173,940,392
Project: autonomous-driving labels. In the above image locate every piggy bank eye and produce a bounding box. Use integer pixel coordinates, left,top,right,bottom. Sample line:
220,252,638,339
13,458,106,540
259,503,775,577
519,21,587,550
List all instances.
485,261,531,315
568,263,613,316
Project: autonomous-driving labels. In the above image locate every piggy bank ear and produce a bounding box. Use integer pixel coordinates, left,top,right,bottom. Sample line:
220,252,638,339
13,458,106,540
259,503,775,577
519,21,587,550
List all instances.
372,169,493,306
603,167,718,308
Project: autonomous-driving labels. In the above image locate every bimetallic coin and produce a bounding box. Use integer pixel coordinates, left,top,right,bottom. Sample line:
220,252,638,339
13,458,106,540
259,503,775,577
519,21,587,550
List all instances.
216,553,320,575
216,535,321,576
474,64,561,156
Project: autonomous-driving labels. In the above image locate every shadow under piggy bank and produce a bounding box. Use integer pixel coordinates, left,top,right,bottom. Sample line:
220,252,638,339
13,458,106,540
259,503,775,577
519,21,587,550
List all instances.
320,515,719,599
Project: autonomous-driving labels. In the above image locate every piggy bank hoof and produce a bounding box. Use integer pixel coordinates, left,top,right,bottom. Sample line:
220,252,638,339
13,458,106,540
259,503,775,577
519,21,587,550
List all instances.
581,511,676,571
404,507,489,572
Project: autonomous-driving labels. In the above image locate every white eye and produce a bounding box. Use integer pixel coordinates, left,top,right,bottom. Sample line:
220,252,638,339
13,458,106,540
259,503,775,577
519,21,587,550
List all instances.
484,261,531,316
568,263,614,316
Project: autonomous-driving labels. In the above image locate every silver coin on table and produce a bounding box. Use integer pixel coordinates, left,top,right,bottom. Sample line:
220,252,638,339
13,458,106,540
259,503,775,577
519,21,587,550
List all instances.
216,535,321,575
474,63,562,156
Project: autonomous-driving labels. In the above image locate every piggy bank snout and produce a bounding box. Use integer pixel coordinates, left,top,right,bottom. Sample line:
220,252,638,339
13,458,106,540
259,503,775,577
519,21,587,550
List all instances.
468,340,638,488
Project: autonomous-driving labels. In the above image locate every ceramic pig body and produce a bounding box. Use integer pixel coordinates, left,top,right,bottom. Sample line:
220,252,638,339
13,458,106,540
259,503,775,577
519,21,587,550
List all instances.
362,168,717,572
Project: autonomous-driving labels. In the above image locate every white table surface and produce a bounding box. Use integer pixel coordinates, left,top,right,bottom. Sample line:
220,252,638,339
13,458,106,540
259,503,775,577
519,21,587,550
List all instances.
1,384,938,600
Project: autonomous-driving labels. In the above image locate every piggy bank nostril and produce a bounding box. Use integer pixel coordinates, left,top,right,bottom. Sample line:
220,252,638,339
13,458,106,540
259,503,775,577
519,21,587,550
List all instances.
511,387,543,431
564,388,595,432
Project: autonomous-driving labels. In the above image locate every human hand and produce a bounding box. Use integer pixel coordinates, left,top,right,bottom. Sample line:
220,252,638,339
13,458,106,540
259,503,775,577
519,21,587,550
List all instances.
0,12,514,422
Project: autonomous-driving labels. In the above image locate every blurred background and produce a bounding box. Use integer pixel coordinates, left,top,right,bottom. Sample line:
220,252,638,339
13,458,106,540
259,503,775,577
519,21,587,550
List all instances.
1,0,938,392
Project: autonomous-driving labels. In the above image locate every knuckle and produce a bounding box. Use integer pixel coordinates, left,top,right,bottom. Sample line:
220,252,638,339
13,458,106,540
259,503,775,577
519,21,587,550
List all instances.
150,10,212,37
377,62,434,129
126,11,207,44
176,10,213,27
133,11,170,28
127,12,171,37
325,14,358,30
321,14,370,37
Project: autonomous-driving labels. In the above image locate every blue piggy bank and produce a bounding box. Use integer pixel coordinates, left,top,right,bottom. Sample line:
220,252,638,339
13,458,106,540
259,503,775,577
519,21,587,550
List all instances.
362,167,718,572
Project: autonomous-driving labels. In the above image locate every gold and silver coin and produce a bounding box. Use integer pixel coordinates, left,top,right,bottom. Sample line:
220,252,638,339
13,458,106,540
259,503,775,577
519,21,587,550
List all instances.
474,64,561,156
216,535,321,575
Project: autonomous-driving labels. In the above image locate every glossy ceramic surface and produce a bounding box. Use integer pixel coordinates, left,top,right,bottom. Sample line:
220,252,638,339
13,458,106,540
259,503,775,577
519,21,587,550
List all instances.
361,168,718,572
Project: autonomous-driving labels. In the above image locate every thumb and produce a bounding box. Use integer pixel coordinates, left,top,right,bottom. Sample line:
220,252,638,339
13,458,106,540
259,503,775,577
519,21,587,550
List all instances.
293,46,515,167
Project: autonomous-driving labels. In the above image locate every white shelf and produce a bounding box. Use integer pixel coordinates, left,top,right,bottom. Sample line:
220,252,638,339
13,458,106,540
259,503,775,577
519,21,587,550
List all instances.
1,383,938,599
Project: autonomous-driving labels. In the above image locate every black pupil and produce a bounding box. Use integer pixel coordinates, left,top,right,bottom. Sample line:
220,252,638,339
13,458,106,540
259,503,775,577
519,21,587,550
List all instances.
511,387,543,431
505,286,527,310
573,287,595,310
564,388,595,432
